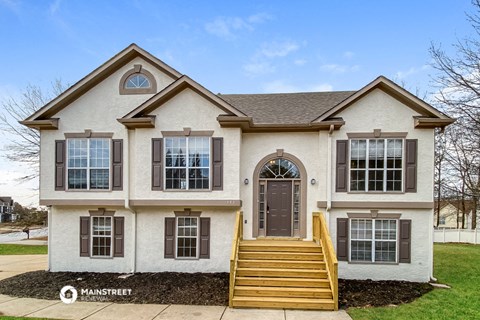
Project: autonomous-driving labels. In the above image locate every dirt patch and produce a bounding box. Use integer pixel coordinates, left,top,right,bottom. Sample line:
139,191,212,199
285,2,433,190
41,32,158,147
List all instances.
339,278,433,308
0,271,432,308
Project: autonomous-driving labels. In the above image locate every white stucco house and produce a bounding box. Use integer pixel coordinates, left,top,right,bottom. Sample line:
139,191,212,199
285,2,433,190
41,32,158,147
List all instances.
22,44,454,310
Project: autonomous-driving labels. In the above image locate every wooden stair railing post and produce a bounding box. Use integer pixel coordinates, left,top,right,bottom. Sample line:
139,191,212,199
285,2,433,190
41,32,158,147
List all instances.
229,211,243,307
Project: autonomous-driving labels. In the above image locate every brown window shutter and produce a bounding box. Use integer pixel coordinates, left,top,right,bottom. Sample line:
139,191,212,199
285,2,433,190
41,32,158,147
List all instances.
80,217,90,257
336,218,349,261
113,217,125,257
399,219,411,263
212,137,223,191
164,217,175,258
336,140,348,192
152,138,163,190
55,140,66,190
112,139,123,191
405,139,417,193
199,217,210,259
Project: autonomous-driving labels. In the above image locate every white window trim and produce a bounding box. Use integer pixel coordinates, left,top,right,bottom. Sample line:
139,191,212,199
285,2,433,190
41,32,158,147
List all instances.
349,138,404,192
163,137,211,191
66,138,111,191
91,216,113,258
349,218,399,263
175,216,200,259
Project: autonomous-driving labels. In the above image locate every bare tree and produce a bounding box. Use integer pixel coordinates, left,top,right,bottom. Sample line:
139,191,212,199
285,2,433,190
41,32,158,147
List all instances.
430,0,480,229
0,80,67,182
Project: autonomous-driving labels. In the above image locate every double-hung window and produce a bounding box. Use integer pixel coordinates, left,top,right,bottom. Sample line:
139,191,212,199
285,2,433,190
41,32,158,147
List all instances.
350,139,403,192
350,219,397,263
67,138,110,190
91,216,112,257
176,217,198,258
164,137,210,190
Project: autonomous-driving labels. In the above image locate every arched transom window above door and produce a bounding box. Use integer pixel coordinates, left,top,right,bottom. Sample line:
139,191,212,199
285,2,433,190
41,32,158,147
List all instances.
259,159,301,179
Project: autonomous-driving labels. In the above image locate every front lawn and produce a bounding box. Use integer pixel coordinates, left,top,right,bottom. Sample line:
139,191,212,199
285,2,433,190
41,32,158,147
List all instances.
348,243,480,320
0,244,48,255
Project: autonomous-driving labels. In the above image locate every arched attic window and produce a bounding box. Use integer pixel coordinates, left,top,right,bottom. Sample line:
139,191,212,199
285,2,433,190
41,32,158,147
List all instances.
119,64,157,95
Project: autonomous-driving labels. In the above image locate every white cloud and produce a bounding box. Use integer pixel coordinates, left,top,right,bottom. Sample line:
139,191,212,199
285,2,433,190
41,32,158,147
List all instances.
247,13,272,24
321,63,360,74
263,80,333,93
260,41,299,58
205,13,271,40
49,0,62,15
243,40,301,77
0,0,20,13
294,59,307,66
243,62,275,76
395,64,430,80
343,51,355,59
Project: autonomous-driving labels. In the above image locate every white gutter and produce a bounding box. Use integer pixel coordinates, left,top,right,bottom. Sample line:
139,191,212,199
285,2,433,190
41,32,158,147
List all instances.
326,125,334,225
123,129,137,273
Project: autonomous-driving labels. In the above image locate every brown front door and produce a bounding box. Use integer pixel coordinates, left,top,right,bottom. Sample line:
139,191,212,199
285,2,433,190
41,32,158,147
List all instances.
266,180,292,236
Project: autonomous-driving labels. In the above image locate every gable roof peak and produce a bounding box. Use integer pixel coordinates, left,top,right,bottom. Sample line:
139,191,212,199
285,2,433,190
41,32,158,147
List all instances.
21,43,182,126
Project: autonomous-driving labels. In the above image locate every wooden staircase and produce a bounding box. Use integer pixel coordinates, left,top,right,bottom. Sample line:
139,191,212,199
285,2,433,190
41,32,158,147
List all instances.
230,239,334,310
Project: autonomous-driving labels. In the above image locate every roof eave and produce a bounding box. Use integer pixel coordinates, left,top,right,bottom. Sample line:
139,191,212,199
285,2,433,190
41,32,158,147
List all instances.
117,116,156,129
414,117,456,129
19,118,59,130
217,115,345,132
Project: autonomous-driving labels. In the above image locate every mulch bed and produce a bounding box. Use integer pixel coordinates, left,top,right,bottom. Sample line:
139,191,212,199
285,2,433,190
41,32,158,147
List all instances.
0,271,432,308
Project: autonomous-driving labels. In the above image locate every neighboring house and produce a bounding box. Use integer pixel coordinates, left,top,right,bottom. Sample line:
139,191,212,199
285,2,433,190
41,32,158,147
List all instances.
435,200,478,229
21,44,454,310
0,197,16,223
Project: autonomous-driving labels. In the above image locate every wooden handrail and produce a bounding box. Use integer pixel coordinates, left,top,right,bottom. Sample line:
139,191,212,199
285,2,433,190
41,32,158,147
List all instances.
313,212,338,310
229,211,243,307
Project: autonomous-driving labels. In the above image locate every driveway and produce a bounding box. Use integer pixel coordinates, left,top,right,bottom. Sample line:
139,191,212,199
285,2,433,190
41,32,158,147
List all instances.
0,254,47,280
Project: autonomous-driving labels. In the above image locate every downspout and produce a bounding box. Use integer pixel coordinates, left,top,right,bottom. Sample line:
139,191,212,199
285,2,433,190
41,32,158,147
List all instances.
123,129,137,273
47,205,52,271
326,125,334,226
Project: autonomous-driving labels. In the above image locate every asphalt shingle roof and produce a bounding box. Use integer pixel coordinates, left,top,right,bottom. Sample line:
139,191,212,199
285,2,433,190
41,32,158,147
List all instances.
219,91,355,124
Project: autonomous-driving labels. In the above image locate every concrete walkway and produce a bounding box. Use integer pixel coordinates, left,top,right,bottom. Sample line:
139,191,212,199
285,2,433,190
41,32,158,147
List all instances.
0,295,352,320
0,255,352,320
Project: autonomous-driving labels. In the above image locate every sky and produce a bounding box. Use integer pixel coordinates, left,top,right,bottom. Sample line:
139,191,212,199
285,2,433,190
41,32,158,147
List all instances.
0,0,475,206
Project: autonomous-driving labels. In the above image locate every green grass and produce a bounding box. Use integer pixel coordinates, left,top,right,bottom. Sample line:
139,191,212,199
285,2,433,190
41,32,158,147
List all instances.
348,243,480,320
0,244,48,255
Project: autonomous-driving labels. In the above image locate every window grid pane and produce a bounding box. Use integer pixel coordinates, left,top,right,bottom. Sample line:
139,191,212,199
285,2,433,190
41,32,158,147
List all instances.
176,217,198,258
350,139,403,192
259,184,265,229
67,138,110,190
92,216,112,257
350,219,397,263
165,137,210,190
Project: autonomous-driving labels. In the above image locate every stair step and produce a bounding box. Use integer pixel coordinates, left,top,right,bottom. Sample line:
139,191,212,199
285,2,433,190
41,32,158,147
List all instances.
232,296,335,310
236,277,330,288
237,268,328,278
240,242,322,253
238,259,325,269
238,251,324,261
234,286,333,299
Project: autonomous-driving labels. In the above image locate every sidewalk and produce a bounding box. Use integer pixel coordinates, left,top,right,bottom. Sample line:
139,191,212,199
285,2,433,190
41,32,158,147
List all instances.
0,295,352,320
0,255,352,320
